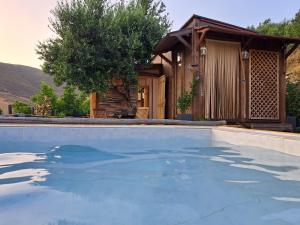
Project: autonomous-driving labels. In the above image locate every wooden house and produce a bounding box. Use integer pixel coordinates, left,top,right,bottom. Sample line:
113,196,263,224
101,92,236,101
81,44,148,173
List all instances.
90,15,300,126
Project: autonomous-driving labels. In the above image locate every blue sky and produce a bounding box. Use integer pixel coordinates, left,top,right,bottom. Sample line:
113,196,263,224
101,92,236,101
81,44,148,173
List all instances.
163,0,299,29
0,0,299,68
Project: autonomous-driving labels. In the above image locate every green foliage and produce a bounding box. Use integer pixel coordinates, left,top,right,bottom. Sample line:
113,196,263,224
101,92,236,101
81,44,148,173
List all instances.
177,91,193,114
37,0,171,99
286,81,300,117
249,19,293,36
31,81,58,115
12,101,32,115
57,86,90,117
177,77,199,114
30,82,89,117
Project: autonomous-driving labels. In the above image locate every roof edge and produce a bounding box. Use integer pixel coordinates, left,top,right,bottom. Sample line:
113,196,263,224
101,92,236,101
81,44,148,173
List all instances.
180,14,257,34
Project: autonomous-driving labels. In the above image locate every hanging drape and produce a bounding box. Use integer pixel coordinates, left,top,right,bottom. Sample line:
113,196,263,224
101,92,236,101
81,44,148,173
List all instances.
205,39,241,120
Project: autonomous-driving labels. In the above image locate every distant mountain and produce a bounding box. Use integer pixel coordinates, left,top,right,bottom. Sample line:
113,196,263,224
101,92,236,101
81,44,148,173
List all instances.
0,62,63,114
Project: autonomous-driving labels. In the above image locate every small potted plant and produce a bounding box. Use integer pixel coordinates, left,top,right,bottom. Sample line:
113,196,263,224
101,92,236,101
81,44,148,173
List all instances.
177,91,193,120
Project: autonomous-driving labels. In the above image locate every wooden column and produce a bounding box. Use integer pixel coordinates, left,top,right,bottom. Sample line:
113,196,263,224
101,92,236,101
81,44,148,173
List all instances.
89,92,97,118
172,52,177,118
240,54,247,121
198,43,206,119
279,46,287,123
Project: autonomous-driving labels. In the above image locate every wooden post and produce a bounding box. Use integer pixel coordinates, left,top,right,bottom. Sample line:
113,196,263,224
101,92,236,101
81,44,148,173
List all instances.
279,46,287,123
240,52,247,120
90,92,97,118
172,52,177,119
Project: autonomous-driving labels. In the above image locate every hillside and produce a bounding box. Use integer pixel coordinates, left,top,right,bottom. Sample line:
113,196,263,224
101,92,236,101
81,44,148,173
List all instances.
287,48,300,82
0,62,63,113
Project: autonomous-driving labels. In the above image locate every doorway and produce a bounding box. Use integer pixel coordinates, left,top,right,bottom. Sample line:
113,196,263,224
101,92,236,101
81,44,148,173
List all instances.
137,75,166,119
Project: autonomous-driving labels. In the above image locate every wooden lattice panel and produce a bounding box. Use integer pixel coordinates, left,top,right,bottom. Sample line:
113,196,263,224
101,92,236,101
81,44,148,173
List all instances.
249,50,279,120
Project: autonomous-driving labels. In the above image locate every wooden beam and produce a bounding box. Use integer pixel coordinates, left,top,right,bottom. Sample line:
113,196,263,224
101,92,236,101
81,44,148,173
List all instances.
174,35,192,50
243,37,254,49
285,44,299,59
149,54,157,63
197,28,210,49
169,29,192,37
158,53,172,65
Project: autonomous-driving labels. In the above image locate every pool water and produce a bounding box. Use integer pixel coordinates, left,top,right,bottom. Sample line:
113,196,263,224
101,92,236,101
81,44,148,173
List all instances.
0,127,300,225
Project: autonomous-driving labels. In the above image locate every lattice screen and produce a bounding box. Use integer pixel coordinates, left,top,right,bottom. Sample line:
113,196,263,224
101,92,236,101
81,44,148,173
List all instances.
249,50,279,120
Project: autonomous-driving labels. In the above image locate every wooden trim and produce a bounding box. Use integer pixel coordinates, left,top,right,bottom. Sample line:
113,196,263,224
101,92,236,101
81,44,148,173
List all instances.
280,47,287,123
150,54,157,63
285,44,299,59
249,50,280,120
242,37,254,49
158,53,172,65
197,28,210,48
89,92,97,118
174,35,192,50
169,28,192,37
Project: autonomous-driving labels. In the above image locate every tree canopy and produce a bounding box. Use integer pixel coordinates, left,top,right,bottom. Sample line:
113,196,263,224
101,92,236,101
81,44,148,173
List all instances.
37,0,171,95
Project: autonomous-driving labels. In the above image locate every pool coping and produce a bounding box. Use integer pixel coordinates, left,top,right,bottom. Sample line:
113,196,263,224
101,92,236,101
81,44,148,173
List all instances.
0,122,299,157
0,116,226,126
212,127,300,157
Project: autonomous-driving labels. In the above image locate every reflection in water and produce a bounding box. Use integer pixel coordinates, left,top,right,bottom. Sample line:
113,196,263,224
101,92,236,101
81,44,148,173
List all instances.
0,153,48,191
0,144,300,225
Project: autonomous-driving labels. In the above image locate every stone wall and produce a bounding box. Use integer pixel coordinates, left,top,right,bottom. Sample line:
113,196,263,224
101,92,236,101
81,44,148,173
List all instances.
91,82,137,118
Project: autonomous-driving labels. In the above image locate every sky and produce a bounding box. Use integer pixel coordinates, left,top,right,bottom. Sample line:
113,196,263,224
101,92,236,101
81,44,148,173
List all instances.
0,0,299,69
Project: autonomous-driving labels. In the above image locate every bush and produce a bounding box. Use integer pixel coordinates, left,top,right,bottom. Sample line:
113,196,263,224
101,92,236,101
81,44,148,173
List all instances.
31,81,58,116
12,101,32,115
30,82,90,117
286,81,300,117
57,86,90,117
177,91,193,114
177,76,199,114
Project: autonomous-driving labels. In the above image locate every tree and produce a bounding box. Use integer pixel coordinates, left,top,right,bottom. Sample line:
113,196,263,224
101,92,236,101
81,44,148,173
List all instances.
12,101,32,115
37,0,170,109
31,81,58,116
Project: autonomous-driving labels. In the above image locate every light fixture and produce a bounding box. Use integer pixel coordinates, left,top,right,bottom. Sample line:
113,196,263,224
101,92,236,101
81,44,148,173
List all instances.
242,50,249,60
200,46,207,56
177,52,182,66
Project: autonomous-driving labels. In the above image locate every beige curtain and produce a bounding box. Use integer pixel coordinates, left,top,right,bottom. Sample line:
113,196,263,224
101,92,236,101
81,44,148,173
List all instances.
205,40,240,120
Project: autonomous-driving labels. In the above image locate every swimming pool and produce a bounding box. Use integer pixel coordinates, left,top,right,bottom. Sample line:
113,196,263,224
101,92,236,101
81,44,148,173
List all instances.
0,126,300,225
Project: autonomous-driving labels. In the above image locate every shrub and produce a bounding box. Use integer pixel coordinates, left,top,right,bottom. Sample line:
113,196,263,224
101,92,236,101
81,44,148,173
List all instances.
31,81,58,116
12,101,32,115
177,76,199,114
57,86,90,117
177,91,193,114
30,82,90,117
286,81,300,117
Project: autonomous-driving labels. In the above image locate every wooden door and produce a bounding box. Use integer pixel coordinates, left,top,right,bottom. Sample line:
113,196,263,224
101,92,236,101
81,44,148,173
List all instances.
156,75,166,119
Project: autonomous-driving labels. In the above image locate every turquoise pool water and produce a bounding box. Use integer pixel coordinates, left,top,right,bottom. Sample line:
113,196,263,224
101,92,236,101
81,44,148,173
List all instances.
0,127,300,225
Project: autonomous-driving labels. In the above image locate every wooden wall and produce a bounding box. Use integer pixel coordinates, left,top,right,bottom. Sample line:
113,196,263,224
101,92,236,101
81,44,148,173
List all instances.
152,52,175,119
188,32,285,122
90,82,137,118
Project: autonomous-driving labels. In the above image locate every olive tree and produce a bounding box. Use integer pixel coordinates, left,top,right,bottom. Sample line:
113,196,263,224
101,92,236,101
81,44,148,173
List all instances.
37,0,170,108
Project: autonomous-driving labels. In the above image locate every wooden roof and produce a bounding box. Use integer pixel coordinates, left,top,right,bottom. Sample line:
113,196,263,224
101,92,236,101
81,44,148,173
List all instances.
154,15,300,53
181,14,257,35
